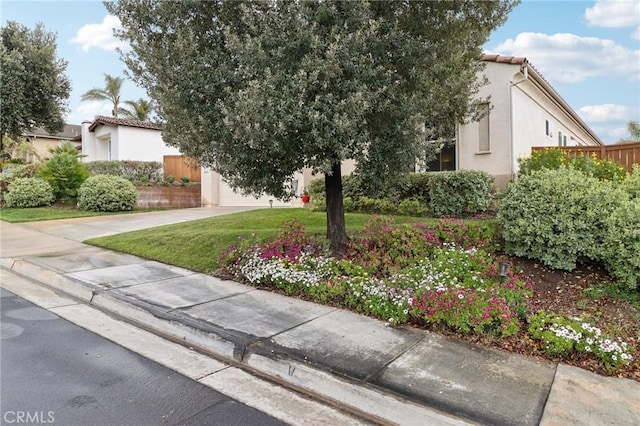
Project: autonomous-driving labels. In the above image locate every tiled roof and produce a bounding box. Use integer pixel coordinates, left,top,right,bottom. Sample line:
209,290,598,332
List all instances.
88,115,162,132
481,54,527,65
25,124,82,140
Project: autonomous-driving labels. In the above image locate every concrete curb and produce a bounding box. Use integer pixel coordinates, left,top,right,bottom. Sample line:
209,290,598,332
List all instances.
9,258,96,302
4,258,473,426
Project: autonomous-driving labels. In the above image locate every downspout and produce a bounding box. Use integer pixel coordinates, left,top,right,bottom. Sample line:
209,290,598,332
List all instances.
509,63,529,181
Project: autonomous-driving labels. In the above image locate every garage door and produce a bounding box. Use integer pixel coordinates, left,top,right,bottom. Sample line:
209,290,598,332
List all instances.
218,180,290,207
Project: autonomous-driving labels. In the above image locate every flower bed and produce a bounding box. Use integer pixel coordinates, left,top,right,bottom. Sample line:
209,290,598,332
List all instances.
219,217,635,372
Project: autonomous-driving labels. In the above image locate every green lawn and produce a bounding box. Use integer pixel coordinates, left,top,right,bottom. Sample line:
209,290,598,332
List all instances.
0,206,165,223
85,209,440,274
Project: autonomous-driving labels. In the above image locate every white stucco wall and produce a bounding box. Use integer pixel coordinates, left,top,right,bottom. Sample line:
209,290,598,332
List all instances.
510,75,599,173
201,168,302,207
81,121,96,160
200,161,356,207
457,62,514,186
458,61,601,188
82,122,182,163
116,126,181,162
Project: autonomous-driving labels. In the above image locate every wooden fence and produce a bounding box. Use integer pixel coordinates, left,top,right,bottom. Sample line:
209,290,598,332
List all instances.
532,142,640,173
163,155,201,182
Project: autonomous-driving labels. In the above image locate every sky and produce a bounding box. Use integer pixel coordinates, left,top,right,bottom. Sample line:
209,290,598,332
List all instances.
1,0,639,144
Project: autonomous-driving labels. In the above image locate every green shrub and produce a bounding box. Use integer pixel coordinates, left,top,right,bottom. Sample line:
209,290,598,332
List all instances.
435,217,502,253
85,160,122,176
519,148,626,182
342,196,354,212
77,174,138,212
571,154,626,182
307,177,324,198
0,163,40,196
4,177,55,208
602,198,640,291
397,199,430,217
354,197,397,215
528,311,634,368
518,149,569,175
623,164,640,199
85,160,163,182
37,142,89,202
396,173,433,204
428,170,494,216
499,168,625,270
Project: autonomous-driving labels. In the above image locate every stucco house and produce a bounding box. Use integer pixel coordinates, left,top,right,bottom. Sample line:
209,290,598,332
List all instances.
78,55,601,207
81,116,181,163
22,124,82,162
431,54,603,188
203,54,603,206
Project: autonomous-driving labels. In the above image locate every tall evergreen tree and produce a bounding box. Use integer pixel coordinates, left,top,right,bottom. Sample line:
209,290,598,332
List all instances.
107,0,518,252
0,22,70,148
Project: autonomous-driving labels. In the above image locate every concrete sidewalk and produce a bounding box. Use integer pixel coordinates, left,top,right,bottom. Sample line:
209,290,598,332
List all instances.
1,209,639,426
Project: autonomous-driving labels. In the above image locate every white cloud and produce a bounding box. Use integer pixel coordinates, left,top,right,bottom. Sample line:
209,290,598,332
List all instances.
67,101,112,123
608,126,631,139
494,32,640,83
71,15,128,52
577,104,635,122
585,0,640,28
585,0,640,40
589,124,631,144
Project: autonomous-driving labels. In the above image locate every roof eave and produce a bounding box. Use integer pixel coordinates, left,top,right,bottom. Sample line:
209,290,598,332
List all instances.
523,64,604,146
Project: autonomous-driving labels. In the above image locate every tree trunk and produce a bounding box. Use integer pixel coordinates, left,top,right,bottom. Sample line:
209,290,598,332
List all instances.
325,161,348,256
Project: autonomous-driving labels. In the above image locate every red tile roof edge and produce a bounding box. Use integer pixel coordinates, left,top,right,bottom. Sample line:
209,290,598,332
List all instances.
88,116,162,132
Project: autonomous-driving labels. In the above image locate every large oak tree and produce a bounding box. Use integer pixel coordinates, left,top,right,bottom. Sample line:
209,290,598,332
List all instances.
1,22,70,151
107,0,518,252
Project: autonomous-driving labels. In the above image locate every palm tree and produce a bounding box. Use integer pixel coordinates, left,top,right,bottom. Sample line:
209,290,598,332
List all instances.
617,120,640,144
119,98,154,121
80,74,124,117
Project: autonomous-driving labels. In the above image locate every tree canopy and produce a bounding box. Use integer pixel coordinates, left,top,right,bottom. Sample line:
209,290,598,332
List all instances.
80,73,124,117
0,21,70,140
617,120,640,144
119,98,154,121
107,0,519,251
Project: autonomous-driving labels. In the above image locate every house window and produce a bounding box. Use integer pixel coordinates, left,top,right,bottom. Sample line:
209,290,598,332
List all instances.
558,133,568,146
478,103,490,152
545,119,554,138
426,144,456,171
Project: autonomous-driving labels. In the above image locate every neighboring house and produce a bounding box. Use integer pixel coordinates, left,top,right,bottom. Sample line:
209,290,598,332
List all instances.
81,116,181,163
23,124,82,161
429,54,602,189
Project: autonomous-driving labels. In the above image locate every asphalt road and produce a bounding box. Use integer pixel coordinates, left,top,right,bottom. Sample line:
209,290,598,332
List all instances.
0,288,285,426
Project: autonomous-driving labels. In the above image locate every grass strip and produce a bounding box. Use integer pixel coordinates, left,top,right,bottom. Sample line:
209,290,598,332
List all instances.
85,208,439,274
0,206,156,223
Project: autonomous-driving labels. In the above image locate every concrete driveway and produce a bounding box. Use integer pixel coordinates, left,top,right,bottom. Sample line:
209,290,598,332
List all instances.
0,206,258,259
